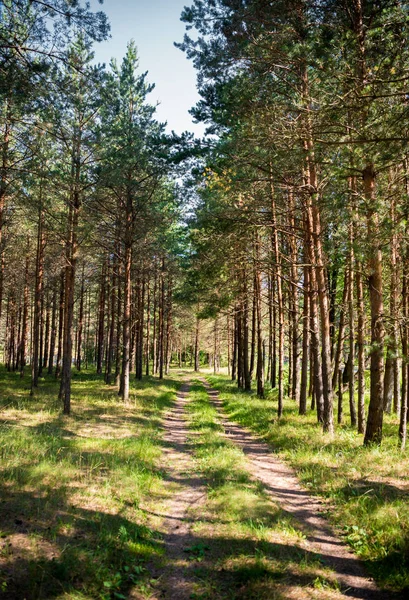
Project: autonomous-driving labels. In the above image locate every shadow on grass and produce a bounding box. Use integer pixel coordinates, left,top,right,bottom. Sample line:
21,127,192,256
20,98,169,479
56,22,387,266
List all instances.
0,485,163,599
0,368,181,598
157,526,402,600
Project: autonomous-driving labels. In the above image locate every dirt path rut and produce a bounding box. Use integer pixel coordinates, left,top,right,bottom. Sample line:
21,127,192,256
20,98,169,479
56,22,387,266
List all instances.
150,381,207,600
200,378,392,600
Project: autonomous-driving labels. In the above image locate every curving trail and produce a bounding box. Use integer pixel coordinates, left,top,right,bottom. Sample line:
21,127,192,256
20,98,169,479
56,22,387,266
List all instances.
199,377,391,600
145,377,398,600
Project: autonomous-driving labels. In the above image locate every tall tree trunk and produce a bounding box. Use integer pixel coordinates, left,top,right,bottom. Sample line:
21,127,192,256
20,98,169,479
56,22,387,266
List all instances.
400,263,408,450
120,190,133,402
255,234,264,398
356,264,366,433
97,260,107,375
145,277,151,376
271,181,284,415
60,195,80,414
106,255,116,383
0,97,12,325
267,274,273,383
165,273,172,376
232,308,237,381
43,292,50,372
76,264,85,371
364,164,385,445
243,271,251,392
302,67,334,434
153,266,158,374
384,178,399,414
299,259,310,415
159,259,165,379
348,243,358,427
249,273,256,381
331,270,348,390
48,283,57,375
31,191,45,392
307,236,324,424
20,238,30,377
194,312,200,372
55,267,65,378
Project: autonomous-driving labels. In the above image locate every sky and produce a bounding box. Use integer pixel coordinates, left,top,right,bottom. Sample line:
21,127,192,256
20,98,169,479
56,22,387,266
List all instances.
90,0,205,136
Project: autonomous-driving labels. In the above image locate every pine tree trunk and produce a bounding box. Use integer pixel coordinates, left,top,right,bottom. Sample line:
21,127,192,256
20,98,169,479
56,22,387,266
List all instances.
232,308,237,381
106,256,116,383
271,183,284,415
76,264,85,371
55,267,65,378
159,259,165,379
153,267,158,374
302,69,334,433
0,97,12,325
255,235,264,398
299,260,310,415
48,283,57,375
97,261,106,375
356,265,366,433
400,264,408,450
243,273,251,392
364,164,385,445
249,274,256,381
120,191,133,402
194,313,200,372
60,194,80,414
20,239,30,377
384,180,399,414
31,194,45,392
43,292,50,371
288,190,300,403
267,274,273,383
145,277,151,376
165,273,172,376
348,245,358,427
331,270,348,390
307,238,324,424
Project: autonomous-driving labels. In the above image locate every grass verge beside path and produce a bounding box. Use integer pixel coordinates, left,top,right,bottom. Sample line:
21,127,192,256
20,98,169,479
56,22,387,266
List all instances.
0,366,180,599
184,380,346,599
206,374,409,595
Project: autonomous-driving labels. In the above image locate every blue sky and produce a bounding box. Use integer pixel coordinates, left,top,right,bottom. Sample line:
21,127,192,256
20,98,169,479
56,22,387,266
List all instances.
90,0,204,136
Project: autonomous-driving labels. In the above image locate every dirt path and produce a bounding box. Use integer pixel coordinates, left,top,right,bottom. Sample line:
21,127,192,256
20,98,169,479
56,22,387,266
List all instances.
148,381,208,600
200,378,392,600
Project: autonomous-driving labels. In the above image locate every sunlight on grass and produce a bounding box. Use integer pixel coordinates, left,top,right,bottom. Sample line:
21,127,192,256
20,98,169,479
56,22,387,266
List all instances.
0,366,179,599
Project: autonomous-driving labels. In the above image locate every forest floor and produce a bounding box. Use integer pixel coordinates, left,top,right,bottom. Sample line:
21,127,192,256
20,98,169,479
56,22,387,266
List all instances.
146,377,401,600
0,368,407,599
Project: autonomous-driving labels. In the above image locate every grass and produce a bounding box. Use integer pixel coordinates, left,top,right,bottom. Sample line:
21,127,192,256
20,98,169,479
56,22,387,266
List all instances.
0,366,180,599
182,380,345,599
206,373,409,594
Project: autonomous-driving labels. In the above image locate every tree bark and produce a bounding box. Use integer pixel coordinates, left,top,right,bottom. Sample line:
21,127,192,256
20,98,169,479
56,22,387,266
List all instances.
364,164,384,445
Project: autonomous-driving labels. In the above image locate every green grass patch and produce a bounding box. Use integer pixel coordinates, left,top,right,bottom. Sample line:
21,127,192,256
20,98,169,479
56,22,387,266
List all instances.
206,374,409,594
0,366,180,599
